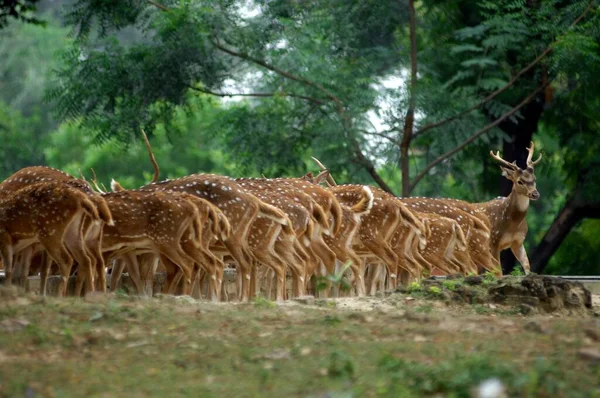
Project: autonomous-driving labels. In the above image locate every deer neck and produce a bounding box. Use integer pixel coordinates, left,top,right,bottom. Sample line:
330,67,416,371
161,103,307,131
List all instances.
503,189,529,223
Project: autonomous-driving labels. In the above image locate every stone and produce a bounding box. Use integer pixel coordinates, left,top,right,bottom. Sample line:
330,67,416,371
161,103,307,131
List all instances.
519,304,536,315
584,328,599,342
292,295,315,305
524,320,545,334
464,275,484,285
578,347,600,363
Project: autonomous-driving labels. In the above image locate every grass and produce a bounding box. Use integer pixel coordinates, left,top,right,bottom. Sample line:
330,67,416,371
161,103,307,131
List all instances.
0,288,598,397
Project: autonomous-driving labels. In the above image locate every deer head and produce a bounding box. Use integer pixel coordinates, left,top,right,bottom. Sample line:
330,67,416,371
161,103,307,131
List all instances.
490,141,541,200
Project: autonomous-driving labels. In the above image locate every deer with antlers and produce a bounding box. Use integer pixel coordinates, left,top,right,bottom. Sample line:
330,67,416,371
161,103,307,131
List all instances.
473,142,542,273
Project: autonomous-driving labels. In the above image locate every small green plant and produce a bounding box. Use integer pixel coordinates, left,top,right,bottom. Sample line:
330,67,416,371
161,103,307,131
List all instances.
483,271,498,285
415,304,433,313
316,261,352,294
441,279,461,291
473,305,491,315
328,351,355,380
408,281,422,293
252,296,275,308
428,286,442,296
510,267,524,277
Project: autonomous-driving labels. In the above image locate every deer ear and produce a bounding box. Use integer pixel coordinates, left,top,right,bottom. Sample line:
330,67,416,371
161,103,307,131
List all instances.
314,170,331,185
301,172,313,182
499,166,517,180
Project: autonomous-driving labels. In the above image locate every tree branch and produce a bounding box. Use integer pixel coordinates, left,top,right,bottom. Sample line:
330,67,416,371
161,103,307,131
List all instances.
360,129,401,146
350,139,397,196
188,85,327,105
147,0,170,12
400,0,418,197
409,82,549,192
412,0,595,139
212,40,342,107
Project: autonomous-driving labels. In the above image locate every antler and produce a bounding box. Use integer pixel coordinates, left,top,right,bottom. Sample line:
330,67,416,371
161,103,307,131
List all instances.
526,141,542,168
310,156,337,186
141,129,160,183
489,150,520,171
89,168,106,194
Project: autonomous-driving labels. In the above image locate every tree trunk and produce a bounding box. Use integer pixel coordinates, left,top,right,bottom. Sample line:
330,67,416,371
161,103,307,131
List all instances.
531,184,600,273
497,92,545,273
400,0,417,197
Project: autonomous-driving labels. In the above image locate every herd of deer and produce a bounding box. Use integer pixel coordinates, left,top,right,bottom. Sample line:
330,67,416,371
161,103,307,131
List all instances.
0,138,542,302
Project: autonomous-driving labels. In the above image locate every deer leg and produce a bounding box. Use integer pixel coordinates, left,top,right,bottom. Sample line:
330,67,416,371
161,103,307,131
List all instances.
64,215,95,296
39,251,53,297
123,252,145,295
159,245,194,295
0,232,14,285
109,258,126,292
363,241,399,290
510,242,530,274
224,237,253,302
41,243,73,297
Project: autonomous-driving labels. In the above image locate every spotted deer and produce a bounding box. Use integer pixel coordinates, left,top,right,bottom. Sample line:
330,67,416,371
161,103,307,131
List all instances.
94,190,220,296
297,171,374,296
138,174,292,301
0,182,103,296
236,178,325,300
0,166,113,294
329,184,426,289
473,142,542,273
401,198,499,276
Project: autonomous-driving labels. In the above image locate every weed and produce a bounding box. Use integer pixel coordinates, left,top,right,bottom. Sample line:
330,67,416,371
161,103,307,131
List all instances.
427,286,441,296
407,282,422,293
322,315,343,326
415,304,433,313
474,305,491,315
253,296,275,308
510,268,525,277
328,351,355,380
483,272,498,286
441,279,461,291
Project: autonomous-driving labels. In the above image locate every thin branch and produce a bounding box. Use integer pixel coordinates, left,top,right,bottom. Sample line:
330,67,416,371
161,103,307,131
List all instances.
147,0,170,12
409,82,549,192
413,0,595,138
360,129,401,146
188,85,327,106
212,41,342,106
350,139,397,196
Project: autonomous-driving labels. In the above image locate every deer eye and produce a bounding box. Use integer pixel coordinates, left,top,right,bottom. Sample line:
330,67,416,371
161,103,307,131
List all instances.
517,181,524,186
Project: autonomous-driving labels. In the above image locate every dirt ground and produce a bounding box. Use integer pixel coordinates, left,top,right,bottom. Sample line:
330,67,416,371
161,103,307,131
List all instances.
0,285,598,397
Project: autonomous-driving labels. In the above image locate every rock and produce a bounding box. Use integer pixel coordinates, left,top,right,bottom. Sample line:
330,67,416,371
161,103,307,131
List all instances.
488,275,592,315
584,328,599,342
0,318,30,332
446,274,462,280
578,347,600,363
292,295,315,305
524,320,545,334
519,304,536,315
473,378,506,398
464,275,484,285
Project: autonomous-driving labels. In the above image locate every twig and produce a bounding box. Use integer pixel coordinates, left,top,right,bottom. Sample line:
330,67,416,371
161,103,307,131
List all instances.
409,82,549,192
412,0,595,139
141,129,160,183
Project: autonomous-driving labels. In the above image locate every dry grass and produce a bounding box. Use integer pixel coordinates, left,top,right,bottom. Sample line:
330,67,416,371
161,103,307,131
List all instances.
0,287,598,397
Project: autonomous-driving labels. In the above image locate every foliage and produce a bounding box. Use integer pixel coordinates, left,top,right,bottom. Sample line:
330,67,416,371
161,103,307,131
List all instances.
0,0,44,29
0,0,598,273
